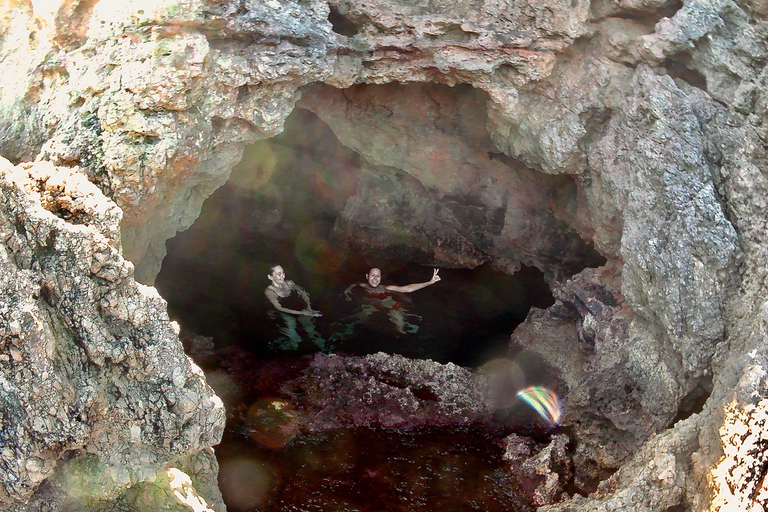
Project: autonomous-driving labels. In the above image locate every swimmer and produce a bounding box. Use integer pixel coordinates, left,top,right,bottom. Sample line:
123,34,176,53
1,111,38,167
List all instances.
344,268,441,300
265,265,321,317
337,267,441,335
265,265,324,350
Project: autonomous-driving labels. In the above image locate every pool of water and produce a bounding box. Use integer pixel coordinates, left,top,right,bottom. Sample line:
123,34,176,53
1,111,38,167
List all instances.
217,424,536,512
192,350,554,511
152,108,564,510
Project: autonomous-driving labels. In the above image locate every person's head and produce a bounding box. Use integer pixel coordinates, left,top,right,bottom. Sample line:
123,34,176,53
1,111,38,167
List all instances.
366,267,382,288
268,265,285,285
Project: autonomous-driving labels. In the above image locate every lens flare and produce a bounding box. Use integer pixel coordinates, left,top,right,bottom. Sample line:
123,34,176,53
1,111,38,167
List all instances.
479,358,526,409
294,222,342,274
517,386,562,426
247,398,299,449
229,142,277,192
218,458,273,510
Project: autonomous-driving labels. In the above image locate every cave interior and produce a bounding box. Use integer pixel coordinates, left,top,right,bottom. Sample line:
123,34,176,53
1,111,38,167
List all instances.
155,83,606,369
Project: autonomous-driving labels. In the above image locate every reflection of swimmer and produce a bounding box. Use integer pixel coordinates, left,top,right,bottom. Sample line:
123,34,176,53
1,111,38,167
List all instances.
265,265,325,350
336,268,441,336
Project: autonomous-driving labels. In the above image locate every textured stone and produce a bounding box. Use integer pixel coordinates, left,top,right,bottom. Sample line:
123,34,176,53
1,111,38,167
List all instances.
282,352,490,431
0,158,225,510
300,82,601,274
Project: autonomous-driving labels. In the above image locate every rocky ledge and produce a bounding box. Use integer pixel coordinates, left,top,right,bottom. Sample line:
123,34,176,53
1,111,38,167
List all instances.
0,159,225,511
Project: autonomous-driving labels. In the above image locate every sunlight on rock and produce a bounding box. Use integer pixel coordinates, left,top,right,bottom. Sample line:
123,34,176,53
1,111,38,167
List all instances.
710,398,768,511
166,468,216,512
120,466,219,512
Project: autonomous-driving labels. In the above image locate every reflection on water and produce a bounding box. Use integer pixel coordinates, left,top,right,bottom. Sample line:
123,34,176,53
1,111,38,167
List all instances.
218,425,536,512
158,239,554,366
330,288,421,344
267,311,327,352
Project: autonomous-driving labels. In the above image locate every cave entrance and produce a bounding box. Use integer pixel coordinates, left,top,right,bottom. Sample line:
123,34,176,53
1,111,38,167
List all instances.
155,106,562,367
155,82,606,368
154,84,605,510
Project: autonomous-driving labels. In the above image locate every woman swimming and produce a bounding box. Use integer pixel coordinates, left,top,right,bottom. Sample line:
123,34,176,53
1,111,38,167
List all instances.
336,267,441,335
265,265,324,350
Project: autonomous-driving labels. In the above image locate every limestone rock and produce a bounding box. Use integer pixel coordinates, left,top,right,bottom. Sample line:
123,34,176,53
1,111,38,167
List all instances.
1,0,768,510
502,433,573,506
0,0,594,283
0,158,225,510
301,82,602,274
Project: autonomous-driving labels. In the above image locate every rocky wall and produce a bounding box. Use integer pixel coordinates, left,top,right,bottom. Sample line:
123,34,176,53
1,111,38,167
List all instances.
1,0,768,510
0,158,225,510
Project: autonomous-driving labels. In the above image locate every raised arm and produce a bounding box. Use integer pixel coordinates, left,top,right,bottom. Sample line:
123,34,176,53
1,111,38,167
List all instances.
385,269,441,294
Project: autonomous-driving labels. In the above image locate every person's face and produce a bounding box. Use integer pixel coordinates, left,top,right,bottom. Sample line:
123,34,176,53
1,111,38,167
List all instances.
366,268,382,288
269,266,285,285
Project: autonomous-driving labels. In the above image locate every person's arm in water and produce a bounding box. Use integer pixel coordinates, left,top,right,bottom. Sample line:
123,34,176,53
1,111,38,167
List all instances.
265,286,321,317
343,283,360,301
385,268,441,294
289,281,321,316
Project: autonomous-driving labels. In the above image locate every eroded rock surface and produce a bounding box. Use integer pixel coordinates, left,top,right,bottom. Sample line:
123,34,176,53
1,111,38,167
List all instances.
300,82,601,274
0,158,225,511
282,352,490,431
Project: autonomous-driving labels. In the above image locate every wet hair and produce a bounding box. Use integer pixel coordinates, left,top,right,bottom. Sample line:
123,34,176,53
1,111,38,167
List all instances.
269,265,283,276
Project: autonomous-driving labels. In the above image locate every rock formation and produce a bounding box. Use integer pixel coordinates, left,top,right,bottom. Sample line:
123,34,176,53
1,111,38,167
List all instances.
1,0,767,510
282,352,491,432
0,158,226,510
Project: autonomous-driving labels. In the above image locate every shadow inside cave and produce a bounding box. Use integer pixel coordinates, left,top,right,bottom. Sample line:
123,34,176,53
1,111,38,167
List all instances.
152,97,607,512
154,108,557,368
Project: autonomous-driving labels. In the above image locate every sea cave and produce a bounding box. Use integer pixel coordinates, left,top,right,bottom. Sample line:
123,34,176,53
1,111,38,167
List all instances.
0,1,765,511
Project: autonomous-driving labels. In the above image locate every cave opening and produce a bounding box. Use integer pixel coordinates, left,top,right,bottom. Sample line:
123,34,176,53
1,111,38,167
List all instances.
154,83,607,511
155,105,560,368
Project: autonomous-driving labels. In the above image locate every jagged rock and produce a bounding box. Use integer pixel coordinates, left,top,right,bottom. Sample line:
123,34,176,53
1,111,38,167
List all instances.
282,352,490,431
0,0,590,283
502,433,573,506
0,158,225,510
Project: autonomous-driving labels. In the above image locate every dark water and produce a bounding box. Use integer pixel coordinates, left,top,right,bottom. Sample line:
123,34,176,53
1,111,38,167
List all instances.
218,425,536,512
155,210,556,511
156,213,554,366
154,108,555,366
